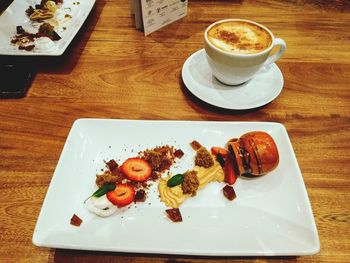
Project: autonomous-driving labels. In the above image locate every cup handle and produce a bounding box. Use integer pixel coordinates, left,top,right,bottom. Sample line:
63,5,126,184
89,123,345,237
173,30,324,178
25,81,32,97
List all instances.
264,38,286,66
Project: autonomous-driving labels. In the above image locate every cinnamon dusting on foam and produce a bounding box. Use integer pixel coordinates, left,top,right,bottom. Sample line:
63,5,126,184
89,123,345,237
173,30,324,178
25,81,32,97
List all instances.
207,21,272,54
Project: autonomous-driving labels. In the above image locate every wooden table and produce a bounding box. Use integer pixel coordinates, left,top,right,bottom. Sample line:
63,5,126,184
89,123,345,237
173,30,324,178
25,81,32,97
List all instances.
1,0,349,262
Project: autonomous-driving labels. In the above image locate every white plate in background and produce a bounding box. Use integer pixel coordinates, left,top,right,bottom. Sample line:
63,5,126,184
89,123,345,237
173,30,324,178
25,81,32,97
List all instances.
33,119,319,256
0,0,95,56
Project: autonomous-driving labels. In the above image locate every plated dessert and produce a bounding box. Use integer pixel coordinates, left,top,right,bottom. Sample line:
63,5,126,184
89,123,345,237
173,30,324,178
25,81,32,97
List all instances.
10,0,78,51
34,120,319,255
0,0,95,55
80,131,279,224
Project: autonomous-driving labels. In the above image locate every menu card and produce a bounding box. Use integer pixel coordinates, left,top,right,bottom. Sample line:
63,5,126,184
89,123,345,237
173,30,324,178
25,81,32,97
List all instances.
131,0,188,35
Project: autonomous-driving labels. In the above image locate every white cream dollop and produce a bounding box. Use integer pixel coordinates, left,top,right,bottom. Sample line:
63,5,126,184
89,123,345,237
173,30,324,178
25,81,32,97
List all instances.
86,195,117,217
34,37,55,50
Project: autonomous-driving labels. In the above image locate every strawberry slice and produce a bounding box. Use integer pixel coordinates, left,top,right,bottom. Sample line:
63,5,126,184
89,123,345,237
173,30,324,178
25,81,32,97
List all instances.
106,183,135,207
211,146,229,158
224,154,238,185
120,157,152,182
227,141,245,176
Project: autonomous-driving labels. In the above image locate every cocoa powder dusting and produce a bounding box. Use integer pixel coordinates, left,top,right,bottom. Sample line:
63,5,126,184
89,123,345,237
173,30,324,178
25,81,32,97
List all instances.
217,30,239,45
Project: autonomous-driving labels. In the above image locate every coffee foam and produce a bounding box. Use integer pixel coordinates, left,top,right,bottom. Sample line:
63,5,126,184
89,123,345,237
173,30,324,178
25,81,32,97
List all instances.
207,21,272,54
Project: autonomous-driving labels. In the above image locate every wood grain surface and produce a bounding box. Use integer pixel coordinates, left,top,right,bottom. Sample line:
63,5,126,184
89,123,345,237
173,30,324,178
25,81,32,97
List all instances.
0,0,349,262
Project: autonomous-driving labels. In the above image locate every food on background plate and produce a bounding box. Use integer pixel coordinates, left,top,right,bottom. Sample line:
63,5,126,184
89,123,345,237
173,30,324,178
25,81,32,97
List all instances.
11,23,61,51
26,0,62,21
10,0,75,51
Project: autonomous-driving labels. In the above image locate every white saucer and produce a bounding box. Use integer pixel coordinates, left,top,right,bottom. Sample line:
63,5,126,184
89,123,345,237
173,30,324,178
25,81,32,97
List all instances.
182,49,284,110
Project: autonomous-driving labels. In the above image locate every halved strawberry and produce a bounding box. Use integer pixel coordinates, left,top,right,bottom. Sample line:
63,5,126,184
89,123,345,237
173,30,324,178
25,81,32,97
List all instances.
120,157,152,182
227,141,245,175
224,154,238,185
106,183,135,207
211,146,229,158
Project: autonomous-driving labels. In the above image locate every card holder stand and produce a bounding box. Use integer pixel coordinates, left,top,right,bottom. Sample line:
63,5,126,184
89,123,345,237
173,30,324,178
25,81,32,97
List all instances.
131,0,188,35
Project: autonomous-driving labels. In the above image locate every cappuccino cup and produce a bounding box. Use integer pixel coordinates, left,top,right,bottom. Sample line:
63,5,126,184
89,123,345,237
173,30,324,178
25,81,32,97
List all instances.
204,19,286,85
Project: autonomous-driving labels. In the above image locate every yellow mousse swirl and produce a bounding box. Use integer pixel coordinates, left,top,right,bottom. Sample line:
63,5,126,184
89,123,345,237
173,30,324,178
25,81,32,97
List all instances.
158,160,224,208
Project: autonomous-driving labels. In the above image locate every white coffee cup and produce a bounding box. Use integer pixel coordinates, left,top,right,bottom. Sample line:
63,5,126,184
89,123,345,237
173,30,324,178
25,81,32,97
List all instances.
204,19,286,85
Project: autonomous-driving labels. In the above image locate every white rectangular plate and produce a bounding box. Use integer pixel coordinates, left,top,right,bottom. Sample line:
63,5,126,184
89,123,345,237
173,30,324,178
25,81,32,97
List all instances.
0,0,95,56
33,119,320,256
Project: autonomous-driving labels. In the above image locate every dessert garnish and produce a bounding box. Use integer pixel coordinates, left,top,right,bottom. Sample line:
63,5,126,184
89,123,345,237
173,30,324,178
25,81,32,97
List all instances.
120,158,152,182
166,173,184,187
84,183,116,203
165,208,183,222
106,183,135,207
223,185,236,201
181,170,199,196
70,214,83,227
134,189,146,202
